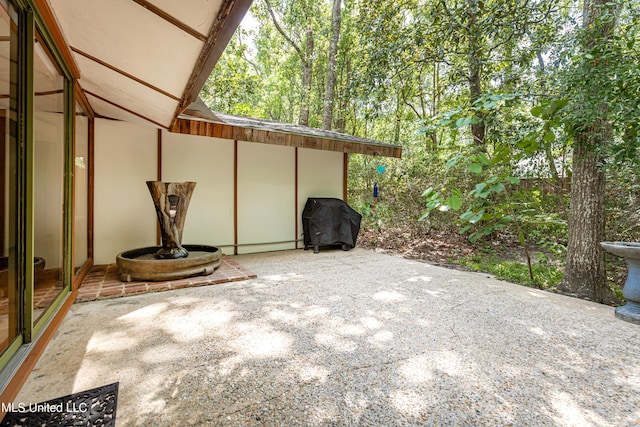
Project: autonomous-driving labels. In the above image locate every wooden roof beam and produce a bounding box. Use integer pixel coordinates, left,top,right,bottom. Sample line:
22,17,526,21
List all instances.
170,0,253,130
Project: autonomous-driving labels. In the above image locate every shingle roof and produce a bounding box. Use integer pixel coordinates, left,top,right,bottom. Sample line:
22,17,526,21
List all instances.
173,98,402,158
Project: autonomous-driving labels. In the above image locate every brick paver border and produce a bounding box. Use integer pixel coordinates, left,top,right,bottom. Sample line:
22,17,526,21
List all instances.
76,257,257,302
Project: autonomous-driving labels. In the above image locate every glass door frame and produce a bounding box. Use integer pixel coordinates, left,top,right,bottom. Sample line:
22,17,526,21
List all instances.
0,0,75,369
72,91,95,291
0,0,26,369
27,4,74,340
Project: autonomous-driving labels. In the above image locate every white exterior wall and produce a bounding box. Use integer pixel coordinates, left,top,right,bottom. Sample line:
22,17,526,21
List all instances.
161,133,235,255
93,120,345,264
237,142,295,254
94,119,157,264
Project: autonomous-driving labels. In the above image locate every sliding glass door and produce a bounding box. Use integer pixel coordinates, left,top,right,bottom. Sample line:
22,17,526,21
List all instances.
32,32,67,326
0,1,89,378
0,0,20,356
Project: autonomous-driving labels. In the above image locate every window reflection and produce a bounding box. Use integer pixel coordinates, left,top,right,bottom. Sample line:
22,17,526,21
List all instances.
33,34,65,324
0,0,19,354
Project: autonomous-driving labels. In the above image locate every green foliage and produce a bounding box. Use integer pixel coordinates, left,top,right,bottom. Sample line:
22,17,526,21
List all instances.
418,93,570,246
456,254,564,289
420,168,520,243
202,31,261,115
201,0,640,295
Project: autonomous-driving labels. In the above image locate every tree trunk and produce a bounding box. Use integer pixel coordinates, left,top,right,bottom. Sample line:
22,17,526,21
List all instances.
299,26,313,126
431,62,440,151
468,56,485,146
146,181,196,259
322,0,342,130
558,136,612,302
335,55,350,133
467,1,485,147
263,0,313,127
558,0,618,303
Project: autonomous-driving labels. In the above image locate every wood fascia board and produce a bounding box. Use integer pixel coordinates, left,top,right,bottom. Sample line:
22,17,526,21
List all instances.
33,0,81,79
169,0,252,130
171,118,402,158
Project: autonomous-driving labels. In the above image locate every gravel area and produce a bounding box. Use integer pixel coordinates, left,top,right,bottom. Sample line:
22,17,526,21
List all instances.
14,248,640,426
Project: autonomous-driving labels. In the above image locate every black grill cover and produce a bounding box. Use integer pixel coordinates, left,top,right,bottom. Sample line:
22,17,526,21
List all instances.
302,198,362,253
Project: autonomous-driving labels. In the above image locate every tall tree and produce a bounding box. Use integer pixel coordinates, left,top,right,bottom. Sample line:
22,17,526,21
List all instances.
264,0,315,126
321,0,342,130
465,0,486,146
557,0,619,302
433,0,556,149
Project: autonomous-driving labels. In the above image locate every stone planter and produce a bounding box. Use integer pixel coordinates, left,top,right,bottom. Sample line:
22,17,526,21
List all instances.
116,181,223,281
116,244,221,282
600,242,640,324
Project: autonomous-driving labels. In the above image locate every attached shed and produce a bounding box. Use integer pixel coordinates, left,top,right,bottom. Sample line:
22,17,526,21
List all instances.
93,100,401,263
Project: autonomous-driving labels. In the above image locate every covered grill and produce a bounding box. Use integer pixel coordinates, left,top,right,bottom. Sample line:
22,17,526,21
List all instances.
302,198,362,253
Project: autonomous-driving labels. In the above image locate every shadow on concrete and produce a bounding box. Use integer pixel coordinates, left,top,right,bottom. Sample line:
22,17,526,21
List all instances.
14,249,640,426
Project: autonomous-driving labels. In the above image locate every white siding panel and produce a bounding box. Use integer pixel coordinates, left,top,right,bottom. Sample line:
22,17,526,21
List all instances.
298,149,344,199
161,133,235,255
237,142,295,254
94,119,157,264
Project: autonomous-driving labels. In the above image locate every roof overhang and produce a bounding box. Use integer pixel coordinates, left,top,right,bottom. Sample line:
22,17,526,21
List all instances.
45,0,252,129
39,1,401,159
174,99,402,158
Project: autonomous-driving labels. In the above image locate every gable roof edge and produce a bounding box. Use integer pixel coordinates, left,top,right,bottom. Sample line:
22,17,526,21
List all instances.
170,0,253,130
172,100,402,158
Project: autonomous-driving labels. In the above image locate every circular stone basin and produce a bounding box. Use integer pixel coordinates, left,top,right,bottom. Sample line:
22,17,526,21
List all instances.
600,242,640,260
116,244,222,282
601,241,640,324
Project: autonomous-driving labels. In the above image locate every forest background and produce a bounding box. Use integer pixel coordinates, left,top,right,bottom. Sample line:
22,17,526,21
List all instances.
201,0,640,304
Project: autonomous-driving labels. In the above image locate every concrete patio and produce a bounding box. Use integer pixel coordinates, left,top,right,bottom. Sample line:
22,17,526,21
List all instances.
12,248,640,426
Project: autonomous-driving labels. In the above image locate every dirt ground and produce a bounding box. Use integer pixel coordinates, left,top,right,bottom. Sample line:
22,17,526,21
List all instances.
358,224,627,295
357,225,479,268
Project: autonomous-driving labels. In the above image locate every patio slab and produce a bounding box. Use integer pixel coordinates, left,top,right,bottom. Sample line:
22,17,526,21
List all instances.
10,248,640,426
